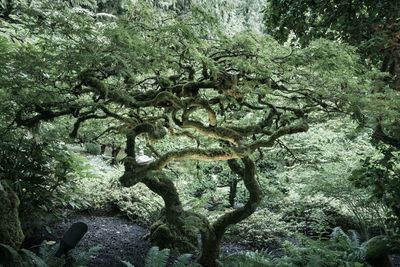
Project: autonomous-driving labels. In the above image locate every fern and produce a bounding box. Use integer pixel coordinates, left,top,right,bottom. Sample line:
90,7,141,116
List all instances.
330,227,366,262
74,244,102,266
222,250,275,267
0,244,48,267
18,249,48,267
121,260,136,267
122,247,200,267
145,247,170,267
331,227,354,248
38,242,65,267
348,230,362,248
173,253,201,267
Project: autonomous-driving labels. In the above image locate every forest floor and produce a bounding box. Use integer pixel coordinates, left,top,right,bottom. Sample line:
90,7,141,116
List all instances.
23,212,400,267
49,213,252,267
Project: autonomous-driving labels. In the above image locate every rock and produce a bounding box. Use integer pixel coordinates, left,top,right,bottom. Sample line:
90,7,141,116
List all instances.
136,150,154,164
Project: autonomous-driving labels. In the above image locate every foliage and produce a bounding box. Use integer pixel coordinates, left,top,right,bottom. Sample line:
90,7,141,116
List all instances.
0,128,89,223
263,0,400,61
222,233,366,267
121,246,201,267
263,0,400,149
71,156,163,224
84,142,102,155
144,246,171,267
351,146,400,230
268,117,390,236
330,227,366,262
0,243,48,267
228,208,294,248
0,0,391,265
0,242,101,267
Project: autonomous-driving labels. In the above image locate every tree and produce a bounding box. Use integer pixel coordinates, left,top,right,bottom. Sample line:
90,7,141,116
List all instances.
264,0,400,87
263,0,400,150
0,1,373,265
264,2,400,261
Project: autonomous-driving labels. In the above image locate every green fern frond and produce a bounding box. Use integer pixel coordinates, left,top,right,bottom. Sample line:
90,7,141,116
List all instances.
0,244,23,266
19,249,48,267
330,227,366,262
222,250,275,267
121,260,135,267
0,244,48,267
38,242,65,266
348,230,361,248
173,253,201,267
331,227,353,248
145,247,170,267
74,244,102,266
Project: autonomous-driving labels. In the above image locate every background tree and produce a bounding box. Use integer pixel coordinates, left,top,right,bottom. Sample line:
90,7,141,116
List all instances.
264,0,400,149
264,2,400,263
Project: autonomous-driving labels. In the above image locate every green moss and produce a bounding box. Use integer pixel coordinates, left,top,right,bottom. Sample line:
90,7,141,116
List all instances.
150,221,174,249
149,213,200,253
0,181,24,249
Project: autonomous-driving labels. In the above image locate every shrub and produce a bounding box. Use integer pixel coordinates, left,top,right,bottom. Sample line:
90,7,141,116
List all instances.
228,209,294,248
0,132,87,224
84,143,102,155
72,157,163,225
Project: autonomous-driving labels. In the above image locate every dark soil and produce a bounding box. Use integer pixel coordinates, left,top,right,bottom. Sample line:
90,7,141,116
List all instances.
53,215,151,267
24,213,253,267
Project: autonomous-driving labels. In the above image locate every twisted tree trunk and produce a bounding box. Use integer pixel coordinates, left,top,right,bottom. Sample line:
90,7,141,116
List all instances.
121,125,199,252
198,157,262,266
143,173,199,252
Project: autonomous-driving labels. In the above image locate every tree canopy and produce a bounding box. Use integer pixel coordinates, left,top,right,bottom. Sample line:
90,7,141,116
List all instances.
0,1,399,266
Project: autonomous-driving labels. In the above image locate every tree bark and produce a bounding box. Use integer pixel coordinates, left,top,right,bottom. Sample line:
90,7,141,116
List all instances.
142,172,183,225
0,180,24,249
143,172,199,252
198,157,262,266
228,179,238,208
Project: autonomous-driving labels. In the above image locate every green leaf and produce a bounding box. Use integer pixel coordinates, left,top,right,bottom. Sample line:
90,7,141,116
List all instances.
145,247,170,267
121,261,135,267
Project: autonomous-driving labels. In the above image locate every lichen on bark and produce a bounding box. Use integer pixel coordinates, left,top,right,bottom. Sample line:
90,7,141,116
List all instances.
0,180,24,249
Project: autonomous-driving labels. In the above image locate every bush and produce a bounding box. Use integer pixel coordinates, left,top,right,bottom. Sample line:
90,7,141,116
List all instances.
228,209,294,248
72,156,163,225
0,132,87,224
84,143,101,155
279,194,343,237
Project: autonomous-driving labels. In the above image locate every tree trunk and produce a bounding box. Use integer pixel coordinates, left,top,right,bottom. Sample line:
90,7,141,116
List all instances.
198,226,222,267
122,125,200,252
142,172,183,225
198,157,262,266
228,179,238,208
0,180,24,249
143,172,199,252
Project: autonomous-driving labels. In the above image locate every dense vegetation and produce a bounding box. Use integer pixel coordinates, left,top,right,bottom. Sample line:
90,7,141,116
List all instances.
0,0,399,266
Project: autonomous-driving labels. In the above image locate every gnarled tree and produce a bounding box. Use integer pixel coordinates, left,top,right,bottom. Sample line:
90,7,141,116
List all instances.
0,1,373,266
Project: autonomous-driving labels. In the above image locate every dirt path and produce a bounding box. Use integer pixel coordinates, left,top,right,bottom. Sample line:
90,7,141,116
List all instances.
51,214,251,267
53,215,151,267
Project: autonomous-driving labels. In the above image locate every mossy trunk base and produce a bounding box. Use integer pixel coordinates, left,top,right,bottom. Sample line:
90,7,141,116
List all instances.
0,181,24,249
149,212,200,253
